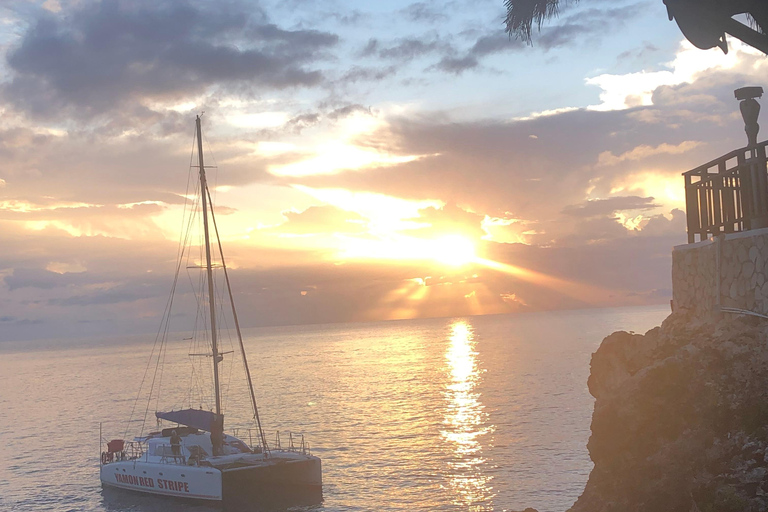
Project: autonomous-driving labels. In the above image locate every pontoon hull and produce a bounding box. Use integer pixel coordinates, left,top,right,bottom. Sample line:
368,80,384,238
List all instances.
222,455,322,488
222,456,322,507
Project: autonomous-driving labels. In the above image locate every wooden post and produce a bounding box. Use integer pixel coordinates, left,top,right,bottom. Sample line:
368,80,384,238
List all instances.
712,167,722,234
752,145,768,228
698,181,709,239
738,152,754,231
685,174,698,243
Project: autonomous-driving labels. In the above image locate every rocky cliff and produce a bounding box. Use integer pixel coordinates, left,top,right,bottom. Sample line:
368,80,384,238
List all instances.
568,311,768,512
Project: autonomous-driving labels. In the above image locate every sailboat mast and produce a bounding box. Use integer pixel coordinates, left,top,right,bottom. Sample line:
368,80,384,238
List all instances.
206,187,271,455
196,115,222,417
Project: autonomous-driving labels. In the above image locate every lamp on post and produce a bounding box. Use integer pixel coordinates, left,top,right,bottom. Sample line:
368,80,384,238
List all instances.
735,86,763,148
735,86,767,230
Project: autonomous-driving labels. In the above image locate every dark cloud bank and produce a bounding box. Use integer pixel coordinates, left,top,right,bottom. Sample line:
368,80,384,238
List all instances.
4,0,337,120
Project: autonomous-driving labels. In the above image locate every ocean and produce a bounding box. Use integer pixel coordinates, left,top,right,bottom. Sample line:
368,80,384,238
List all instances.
0,305,669,512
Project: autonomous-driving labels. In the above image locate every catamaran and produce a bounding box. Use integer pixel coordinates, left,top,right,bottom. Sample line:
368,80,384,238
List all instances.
99,116,322,503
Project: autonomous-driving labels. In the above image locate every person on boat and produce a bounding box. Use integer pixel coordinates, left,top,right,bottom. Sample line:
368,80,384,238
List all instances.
210,428,224,456
170,430,182,457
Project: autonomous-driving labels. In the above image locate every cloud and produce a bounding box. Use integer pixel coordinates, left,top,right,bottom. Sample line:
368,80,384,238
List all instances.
431,34,523,74
430,32,531,74
433,55,480,74
616,42,661,64
0,212,684,343
400,2,449,23
361,36,450,61
47,279,166,306
638,208,687,236
328,104,372,120
587,38,767,111
273,205,369,235
0,121,280,214
354,3,646,79
537,4,644,50
561,197,660,218
337,65,398,84
4,0,338,120
0,201,169,239
2,0,763,343
404,203,486,240
430,2,646,75
288,108,675,224
295,33,768,223
358,31,522,76
5,267,76,291
0,316,43,326
286,54,758,246
596,141,703,167
470,34,525,58
283,113,322,134
275,104,372,134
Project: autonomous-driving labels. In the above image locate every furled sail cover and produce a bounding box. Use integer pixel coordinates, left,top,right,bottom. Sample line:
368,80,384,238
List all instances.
155,409,224,432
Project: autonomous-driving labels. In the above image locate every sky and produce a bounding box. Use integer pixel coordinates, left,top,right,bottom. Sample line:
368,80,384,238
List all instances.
1,0,767,342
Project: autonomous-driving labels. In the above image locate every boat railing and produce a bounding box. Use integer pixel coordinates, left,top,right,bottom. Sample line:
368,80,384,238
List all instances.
108,441,191,466
101,440,144,465
124,441,145,461
273,430,311,456
231,428,257,450
683,140,768,242
231,427,267,453
156,443,187,465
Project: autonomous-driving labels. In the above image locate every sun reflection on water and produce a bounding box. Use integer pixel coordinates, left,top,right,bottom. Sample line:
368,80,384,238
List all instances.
442,320,495,509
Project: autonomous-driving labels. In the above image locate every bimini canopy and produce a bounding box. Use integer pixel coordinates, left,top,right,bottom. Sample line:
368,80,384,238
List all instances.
155,409,223,432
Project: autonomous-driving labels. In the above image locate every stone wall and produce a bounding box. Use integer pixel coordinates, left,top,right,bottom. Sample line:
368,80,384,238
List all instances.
672,227,768,318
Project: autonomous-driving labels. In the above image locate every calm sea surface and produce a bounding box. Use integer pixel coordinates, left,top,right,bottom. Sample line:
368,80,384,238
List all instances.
0,305,669,512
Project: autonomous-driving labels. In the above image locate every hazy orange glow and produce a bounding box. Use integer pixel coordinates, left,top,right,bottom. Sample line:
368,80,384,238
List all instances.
270,142,422,177
292,185,440,232
264,113,430,177
609,171,685,208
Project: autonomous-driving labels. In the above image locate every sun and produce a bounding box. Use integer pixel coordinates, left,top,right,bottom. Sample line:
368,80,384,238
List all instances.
430,235,478,267
338,233,478,267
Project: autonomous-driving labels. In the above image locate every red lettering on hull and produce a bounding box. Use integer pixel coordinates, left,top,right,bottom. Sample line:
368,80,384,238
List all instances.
113,473,190,494
114,474,155,488
156,478,190,493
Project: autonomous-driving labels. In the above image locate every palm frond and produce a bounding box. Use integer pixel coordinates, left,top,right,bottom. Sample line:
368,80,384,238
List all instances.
503,0,576,43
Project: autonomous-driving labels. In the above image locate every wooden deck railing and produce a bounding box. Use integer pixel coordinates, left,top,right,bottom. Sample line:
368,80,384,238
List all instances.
684,140,768,243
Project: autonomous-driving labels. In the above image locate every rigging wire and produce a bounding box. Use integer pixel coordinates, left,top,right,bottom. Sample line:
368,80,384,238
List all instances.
156,167,201,414
184,180,204,409
215,274,236,415
124,130,198,440
126,120,259,441
206,185,270,452
140,134,202,435
200,129,246,421
201,125,220,208
184,178,212,409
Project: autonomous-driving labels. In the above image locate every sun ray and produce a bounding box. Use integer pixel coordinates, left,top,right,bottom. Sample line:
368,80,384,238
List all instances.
474,257,614,304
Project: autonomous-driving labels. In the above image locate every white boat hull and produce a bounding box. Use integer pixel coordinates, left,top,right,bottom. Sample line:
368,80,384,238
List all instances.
100,453,321,503
100,461,222,500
